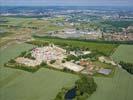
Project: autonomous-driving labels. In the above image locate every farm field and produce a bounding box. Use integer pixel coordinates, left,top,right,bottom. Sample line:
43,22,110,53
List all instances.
0,68,78,100
0,43,133,100
0,43,35,81
89,67,133,100
34,36,118,56
112,45,133,63
0,43,35,66
0,17,65,38
0,43,78,100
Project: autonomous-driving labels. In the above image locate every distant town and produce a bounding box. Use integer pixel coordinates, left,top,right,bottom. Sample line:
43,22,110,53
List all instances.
0,6,133,44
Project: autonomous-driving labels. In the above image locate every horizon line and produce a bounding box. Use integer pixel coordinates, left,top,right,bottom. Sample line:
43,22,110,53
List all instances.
1,5,133,7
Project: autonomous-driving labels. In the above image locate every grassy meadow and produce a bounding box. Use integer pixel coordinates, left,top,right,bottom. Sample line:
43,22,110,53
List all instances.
112,45,133,63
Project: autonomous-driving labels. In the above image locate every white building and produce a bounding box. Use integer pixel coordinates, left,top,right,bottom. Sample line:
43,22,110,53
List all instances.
98,56,117,66
62,62,84,72
31,45,66,62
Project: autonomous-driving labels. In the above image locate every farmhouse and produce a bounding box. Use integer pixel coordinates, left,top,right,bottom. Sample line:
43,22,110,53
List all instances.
62,62,84,72
15,57,41,67
70,50,91,57
98,69,112,75
80,60,98,75
98,56,117,66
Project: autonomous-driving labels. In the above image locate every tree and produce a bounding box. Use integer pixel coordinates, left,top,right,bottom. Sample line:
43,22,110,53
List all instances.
76,27,80,30
19,51,27,57
62,60,66,63
75,75,97,94
50,60,56,64
119,61,133,74
66,55,79,61
9,59,16,63
76,93,89,100
55,92,64,100
40,62,47,66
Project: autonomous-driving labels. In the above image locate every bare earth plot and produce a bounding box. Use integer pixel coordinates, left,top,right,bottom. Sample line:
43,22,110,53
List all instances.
112,45,133,63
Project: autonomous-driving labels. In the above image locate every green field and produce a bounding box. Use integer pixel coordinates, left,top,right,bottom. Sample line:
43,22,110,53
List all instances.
0,43,78,100
0,68,78,100
0,43,133,100
34,37,118,56
0,43,35,66
112,45,133,63
89,67,133,100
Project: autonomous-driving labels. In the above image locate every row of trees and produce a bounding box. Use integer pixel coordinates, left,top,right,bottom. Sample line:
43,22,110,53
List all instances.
119,61,133,74
33,35,133,45
27,40,50,47
4,62,41,73
19,51,35,60
4,59,48,72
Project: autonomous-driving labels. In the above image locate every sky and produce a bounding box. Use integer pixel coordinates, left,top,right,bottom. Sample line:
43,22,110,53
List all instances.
0,0,132,6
